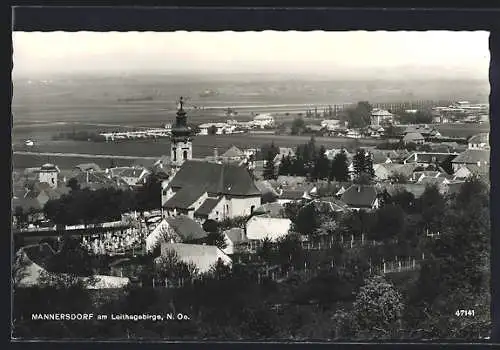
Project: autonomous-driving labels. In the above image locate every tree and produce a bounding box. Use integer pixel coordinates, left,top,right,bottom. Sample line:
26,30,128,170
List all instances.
263,151,277,180
388,172,408,184
208,125,218,135
371,204,406,241
352,149,373,179
291,117,306,135
352,275,404,339
329,151,349,182
313,145,330,180
293,203,320,237
257,237,275,264
278,155,292,176
388,190,416,214
406,178,490,339
418,184,446,235
67,178,80,192
277,233,305,271
203,219,228,250
346,101,373,129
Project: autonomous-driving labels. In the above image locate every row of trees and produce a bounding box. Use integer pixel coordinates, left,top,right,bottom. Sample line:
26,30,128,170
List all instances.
262,138,375,183
43,172,166,227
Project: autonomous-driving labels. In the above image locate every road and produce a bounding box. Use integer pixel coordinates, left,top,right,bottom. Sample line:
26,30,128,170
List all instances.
13,151,159,160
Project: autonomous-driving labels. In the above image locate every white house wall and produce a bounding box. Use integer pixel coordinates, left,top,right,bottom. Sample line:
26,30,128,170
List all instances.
230,196,262,218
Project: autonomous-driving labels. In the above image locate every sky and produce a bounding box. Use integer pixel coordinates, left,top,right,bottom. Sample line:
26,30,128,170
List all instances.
12,31,490,79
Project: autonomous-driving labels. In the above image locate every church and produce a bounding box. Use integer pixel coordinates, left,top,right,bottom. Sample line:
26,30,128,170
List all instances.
161,97,261,223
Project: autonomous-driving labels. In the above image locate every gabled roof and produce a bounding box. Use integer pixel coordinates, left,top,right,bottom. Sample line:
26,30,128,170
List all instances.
75,163,101,172
160,243,231,274
221,145,244,158
312,197,349,212
223,228,247,244
341,185,378,208
194,197,222,217
383,183,427,198
418,177,448,186
451,149,490,164
246,216,292,242
255,180,279,196
405,152,459,164
468,133,489,144
165,215,208,241
403,132,425,141
164,186,205,210
168,160,261,197
253,202,285,217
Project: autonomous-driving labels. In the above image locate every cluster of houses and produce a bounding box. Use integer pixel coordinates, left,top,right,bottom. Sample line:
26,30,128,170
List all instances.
12,98,490,290
197,113,275,135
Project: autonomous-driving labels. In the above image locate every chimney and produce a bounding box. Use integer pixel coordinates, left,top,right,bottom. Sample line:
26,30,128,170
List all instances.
214,147,218,159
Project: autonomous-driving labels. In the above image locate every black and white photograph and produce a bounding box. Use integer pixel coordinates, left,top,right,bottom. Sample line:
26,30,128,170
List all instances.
11,12,493,341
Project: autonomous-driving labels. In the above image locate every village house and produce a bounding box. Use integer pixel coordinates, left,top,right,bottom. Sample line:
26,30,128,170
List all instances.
321,119,342,132
453,164,489,180
251,113,275,128
341,185,380,211
145,215,208,253
198,122,235,135
219,145,246,163
109,166,150,187
273,147,296,166
309,197,349,214
252,202,286,218
403,132,425,145
467,133,489,150
162,160,261,222
450,149,490,173
403,152,459,170
371,108,393,126
37,163,60,189
221,227,247,255
158,243,232,275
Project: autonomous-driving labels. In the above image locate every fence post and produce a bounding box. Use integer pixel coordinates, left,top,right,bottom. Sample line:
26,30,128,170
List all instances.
422,252,425,260
369,258,372,275
398,261,402,272
413,259,416,269
383,262,386,274
341,235,344,244
362,233,365,245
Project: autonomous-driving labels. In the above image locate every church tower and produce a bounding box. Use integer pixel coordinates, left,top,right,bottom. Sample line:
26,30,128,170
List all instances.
170,96,194,168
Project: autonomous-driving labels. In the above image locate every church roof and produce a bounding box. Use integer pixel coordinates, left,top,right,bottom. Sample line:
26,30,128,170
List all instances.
168,160,261,197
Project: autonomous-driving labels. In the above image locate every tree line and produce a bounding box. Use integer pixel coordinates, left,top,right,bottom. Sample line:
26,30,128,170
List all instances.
262,138,376,183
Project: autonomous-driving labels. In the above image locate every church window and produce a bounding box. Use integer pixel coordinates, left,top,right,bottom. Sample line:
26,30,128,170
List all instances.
183,150,188,160
173,148,177,162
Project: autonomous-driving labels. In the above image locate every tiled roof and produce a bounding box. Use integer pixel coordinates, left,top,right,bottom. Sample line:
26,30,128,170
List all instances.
382,184,427,198
405,152,458,164
253,202,285,217
223,228,247,244
468,133,489,144
341,185,378,208
221,145,244,158
280,189,308,200
168,160,261,197
451,149,490,164
165,215,208,241
403,132,425,141
194,197,222,217
164,185,205,210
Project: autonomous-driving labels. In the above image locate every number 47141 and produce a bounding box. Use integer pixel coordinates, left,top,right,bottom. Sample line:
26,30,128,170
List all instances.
455,309,475,317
